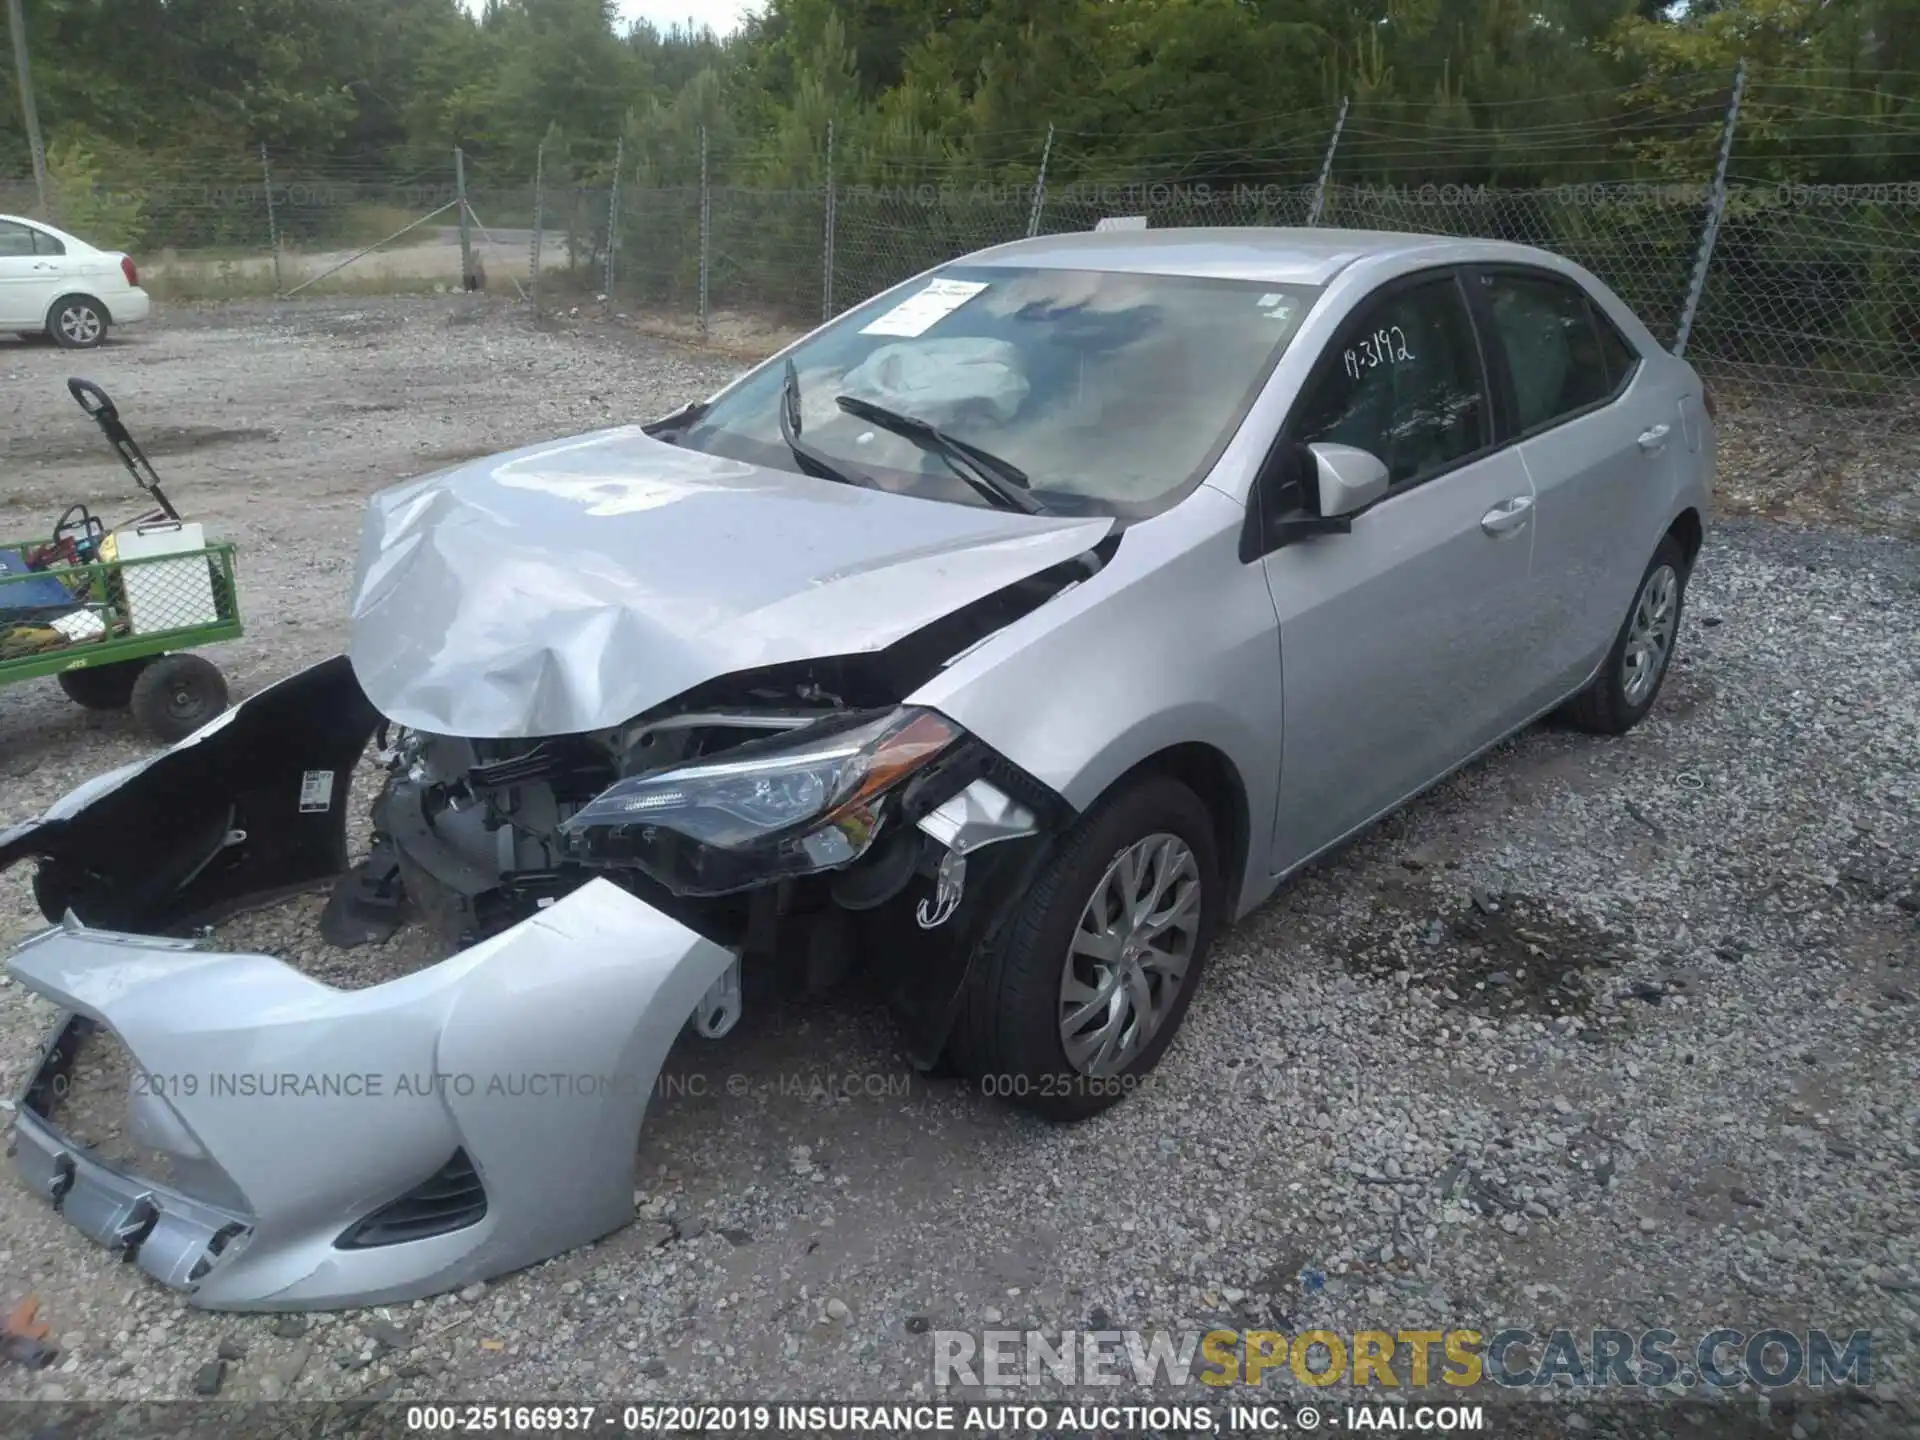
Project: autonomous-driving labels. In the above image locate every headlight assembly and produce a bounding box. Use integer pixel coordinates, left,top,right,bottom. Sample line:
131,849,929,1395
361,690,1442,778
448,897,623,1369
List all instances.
560,707,960,895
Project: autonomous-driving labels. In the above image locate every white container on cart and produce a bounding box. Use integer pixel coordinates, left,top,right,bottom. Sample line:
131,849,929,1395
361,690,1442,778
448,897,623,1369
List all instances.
103,520,220,634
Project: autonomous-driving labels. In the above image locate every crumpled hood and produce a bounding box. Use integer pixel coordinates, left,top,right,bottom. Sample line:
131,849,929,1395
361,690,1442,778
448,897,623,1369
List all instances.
348,426,1111,737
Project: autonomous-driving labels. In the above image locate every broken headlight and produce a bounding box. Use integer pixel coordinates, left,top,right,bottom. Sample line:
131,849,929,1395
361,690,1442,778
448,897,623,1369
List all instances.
560,707,959,895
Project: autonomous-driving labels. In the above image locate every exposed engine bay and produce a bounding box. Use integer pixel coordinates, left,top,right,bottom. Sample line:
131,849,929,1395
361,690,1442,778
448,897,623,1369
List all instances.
322,553,1096,1045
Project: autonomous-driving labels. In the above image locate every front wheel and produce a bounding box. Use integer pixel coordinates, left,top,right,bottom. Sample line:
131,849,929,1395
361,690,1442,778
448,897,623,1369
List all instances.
130,653,229,742
948,773,1221,1121
48,295,110,349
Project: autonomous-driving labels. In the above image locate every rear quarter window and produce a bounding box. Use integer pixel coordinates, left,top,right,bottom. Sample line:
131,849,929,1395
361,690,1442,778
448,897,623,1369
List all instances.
1591,301,1641,391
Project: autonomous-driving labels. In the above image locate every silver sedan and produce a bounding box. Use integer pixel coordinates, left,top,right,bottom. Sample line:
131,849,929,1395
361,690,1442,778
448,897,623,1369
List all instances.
2,227,1711,1309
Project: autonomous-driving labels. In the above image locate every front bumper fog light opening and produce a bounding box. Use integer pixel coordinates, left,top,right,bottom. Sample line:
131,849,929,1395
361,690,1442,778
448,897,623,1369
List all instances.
336,1148,489,1249
188,1222,246,1282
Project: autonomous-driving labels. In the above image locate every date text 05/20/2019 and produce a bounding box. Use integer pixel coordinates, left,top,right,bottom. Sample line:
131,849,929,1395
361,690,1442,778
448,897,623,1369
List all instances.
402,1403,1488,1433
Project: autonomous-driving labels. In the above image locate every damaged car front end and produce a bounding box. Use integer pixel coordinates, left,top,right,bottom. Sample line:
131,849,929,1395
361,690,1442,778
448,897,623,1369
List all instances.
0,437,1098,1311
4,251,1326,1309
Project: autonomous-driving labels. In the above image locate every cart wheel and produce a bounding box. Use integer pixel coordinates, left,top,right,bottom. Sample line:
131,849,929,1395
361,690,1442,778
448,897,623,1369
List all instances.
131,653,229,743
57,659,151,710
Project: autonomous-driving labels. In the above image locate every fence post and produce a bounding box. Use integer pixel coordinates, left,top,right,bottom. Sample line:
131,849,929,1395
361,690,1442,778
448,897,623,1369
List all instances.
604,135,623,300
1673,59,1746,358
1026,125,1055,238
6,0,49,217
530,139,544,311
822,119,836,322
259,143,283,297
698,126,711,338
1307,96,1349,226
454,146,477,289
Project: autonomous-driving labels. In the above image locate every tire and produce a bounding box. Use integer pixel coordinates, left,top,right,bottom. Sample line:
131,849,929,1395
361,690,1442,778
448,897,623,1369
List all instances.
948,773,1222,1121
130,652,229,743
48,294,110,349
56,659,149,710
1559,533,1689,736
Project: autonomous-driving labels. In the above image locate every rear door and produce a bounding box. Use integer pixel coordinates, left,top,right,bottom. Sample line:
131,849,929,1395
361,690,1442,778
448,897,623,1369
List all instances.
1465,266,1657,698
1258,268,1540,869
0,219,48,327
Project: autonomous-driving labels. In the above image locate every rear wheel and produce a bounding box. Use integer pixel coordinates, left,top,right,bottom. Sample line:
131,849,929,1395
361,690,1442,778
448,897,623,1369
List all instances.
48,295,110,349
57,659,149,710
1560,534,1689,735
130,653,228,742
948,773,1221,1121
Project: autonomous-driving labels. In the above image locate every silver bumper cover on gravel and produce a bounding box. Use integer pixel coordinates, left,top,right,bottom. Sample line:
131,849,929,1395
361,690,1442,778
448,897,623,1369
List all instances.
6,880,731,1310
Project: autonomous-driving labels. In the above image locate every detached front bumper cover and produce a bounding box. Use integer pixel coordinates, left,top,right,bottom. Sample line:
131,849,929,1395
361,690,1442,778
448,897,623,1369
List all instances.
8,881,731,1310
1,656,733,1310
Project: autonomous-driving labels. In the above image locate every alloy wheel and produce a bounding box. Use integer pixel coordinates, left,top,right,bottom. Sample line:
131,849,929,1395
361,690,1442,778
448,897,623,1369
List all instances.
59,304,103,346
1058,832,1202,1077
1621,563,1679,705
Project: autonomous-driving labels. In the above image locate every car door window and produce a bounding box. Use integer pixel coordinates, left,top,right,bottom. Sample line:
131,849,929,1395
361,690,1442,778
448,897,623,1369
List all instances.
1479,271,1618,432
0,222,35,258
1289,275,1488,487
31,228,64,256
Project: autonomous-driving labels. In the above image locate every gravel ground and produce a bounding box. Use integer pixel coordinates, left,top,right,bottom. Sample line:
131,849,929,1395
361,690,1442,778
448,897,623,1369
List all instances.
0,298,1916,1432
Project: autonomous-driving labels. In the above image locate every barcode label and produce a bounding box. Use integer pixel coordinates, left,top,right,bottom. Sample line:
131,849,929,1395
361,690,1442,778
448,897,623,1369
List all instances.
299,770,334,813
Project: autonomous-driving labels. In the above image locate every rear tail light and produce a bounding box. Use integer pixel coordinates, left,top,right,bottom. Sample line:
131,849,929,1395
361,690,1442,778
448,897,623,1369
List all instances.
120,255,139,287
1700,382,1717,421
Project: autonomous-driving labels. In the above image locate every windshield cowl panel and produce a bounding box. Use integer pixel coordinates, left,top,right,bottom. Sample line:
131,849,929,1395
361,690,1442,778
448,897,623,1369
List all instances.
678,266,1320,522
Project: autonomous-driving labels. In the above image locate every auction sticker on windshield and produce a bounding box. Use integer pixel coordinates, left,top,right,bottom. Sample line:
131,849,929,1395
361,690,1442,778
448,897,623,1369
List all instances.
861,278,989,337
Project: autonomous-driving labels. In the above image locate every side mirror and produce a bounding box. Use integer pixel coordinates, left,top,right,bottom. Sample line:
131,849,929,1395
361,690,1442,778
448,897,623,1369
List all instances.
1240,439,1392,562
1308,443,1390,517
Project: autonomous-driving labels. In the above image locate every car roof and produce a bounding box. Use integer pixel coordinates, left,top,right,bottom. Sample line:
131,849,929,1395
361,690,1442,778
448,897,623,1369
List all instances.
963,226,1560,287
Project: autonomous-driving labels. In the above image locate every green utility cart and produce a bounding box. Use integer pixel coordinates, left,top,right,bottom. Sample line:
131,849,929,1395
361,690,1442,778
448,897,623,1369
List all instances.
0,379,241,743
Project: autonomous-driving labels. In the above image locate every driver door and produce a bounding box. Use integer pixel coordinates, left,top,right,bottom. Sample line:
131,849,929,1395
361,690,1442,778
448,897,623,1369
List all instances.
1258,268,1539,870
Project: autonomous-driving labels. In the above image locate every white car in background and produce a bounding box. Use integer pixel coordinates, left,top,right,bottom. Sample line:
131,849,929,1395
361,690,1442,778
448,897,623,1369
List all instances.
0,212,150,348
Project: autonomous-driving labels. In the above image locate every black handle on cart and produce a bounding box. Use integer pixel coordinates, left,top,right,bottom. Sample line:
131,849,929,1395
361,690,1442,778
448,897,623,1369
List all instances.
66,377,181,522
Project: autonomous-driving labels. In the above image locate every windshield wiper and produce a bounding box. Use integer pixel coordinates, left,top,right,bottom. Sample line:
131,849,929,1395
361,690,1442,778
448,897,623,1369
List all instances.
642,399,709,439
833,394,1043,514
779,359,874,491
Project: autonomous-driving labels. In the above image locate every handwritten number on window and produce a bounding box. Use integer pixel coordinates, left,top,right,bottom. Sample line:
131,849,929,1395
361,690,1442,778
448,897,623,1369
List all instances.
1342,325,1414,380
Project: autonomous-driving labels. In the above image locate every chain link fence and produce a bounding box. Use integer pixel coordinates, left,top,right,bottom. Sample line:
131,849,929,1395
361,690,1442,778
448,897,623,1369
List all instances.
6,102,1918,443
561,165,1919,443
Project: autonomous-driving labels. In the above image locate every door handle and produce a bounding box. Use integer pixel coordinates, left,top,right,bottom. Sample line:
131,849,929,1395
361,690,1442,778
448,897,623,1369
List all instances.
1480,495,1533,536
1637,423,1671,452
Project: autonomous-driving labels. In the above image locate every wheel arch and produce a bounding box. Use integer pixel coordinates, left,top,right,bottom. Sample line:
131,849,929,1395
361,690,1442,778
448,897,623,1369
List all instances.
46,291,113,329
1666,506,1704,569
1101,742,1251,917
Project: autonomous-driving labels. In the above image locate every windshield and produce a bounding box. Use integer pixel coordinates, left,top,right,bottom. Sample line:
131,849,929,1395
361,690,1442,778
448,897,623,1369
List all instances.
673,265,1319,519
